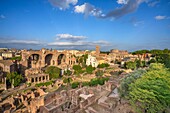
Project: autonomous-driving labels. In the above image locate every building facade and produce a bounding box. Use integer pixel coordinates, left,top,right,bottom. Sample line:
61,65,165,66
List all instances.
86,55,98,68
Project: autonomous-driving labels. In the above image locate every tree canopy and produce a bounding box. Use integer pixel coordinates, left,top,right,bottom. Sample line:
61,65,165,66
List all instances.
97,63,110,68
119,69,146,97
73,64,84,75
120,63,170,113
45,66,61,79
64,70,72,76
125,61,136,70
86,65,95,74
73,65,82,71
63,77,72,84
7,72,23,87
132,49,170,55
71,82,79,89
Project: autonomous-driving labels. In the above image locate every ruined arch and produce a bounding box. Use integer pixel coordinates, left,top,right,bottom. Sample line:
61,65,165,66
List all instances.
27,54,41,68
57,54,66,65
45,54,53,66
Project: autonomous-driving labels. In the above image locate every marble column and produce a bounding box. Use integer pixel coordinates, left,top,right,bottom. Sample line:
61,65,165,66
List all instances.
47,75,49,81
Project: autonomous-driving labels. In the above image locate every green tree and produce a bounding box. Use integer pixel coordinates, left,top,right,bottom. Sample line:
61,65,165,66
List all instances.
71,82,79,89
89,78,99,86
89,77,109,86
86,65,95,74
148,63,165,70
64,70,72,76
63,77,72,84
7,72,23,87
83,54,88,64
148,58,156,64
73,65,82,71
125,61,136,70
119,69,146,98
82,82,89,87
73,64,84,75
135,59,144,68
97,63,110,68
11,56,22,61
45,66,61,79
156,54,170,68
127,63,170,113
79,57,83,64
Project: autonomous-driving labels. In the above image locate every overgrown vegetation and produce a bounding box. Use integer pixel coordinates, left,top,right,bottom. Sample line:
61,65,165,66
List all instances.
63,77,73,84
64,70,72,76
7,72,23,87
10,56,21,61
132,49,170,68
132,49,170,55
119,63,170,113
97,63,110,68
71,82,79,89
73,64,84,75
124,60,146,70
45,66,61,79
71,77,109,89
35,81,53,87
86,65,95,74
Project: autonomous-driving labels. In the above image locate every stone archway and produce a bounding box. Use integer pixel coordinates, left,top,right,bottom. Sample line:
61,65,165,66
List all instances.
57,54,66,65
45,54,53,66
27,54,41,68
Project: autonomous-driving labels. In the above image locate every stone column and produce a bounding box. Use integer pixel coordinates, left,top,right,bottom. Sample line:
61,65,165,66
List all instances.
46,76,48,81
37,77,39,83
11,79,14,88
34,77,36,83
41,76,43,82
48,75,50,80
4,77,7,90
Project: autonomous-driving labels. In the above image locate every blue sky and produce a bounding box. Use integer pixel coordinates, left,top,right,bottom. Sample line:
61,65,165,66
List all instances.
0,0,170,51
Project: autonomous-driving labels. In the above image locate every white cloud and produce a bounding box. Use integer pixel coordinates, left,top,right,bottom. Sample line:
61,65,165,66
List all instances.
102,0,146,19
48,40,111,46
49,0,146,19
56,34,86,41
48,34,111,47
0,38,42,45
117,0,129,4
155,15,167,20
0,14,5,19
74,3,102,17
148,0,160,7
49,0,78,10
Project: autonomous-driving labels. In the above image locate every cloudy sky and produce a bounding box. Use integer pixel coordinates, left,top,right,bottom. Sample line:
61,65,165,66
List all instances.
0,0,170,51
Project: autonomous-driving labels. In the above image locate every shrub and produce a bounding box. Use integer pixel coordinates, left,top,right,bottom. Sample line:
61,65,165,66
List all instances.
97,63,110,68
71,82,79,89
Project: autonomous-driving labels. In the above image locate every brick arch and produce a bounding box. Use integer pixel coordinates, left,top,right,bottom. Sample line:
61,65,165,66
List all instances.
27,53,42,68
26,52,42,60
57,53,66,65
44,53,54,66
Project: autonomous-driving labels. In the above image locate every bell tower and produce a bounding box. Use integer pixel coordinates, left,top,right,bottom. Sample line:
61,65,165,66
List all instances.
96,45,100,56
